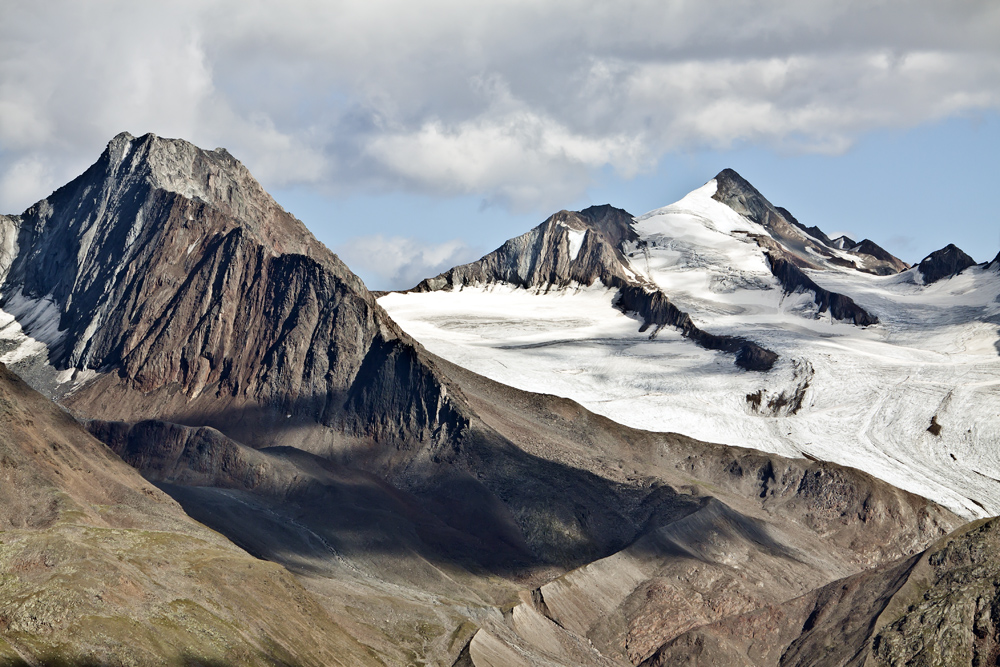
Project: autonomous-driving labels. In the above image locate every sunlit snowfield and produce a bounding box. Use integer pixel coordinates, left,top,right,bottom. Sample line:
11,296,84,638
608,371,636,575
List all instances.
381,182,1000,519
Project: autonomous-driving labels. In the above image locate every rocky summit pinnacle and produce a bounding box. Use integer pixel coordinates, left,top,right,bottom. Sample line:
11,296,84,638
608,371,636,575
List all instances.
917,243,977,283
0,131,464,452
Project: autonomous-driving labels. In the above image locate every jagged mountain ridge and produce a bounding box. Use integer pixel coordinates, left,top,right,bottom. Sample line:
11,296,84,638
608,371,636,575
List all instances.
0,132,982,666
711,168,909,276
380,172,1000,524
413,202,779,370
0,132,464,454
406,168,904,374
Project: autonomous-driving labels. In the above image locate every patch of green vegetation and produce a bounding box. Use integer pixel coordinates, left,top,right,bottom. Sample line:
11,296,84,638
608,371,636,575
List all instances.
447,620,477,652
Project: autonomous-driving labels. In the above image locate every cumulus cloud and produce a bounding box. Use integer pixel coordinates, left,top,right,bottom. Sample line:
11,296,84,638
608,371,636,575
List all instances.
1,0,998,212
335,235,481,290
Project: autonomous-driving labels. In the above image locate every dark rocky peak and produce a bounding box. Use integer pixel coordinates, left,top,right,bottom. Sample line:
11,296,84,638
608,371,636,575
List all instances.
712,168,770,219
713,169,908,277
0,133,467,461
712,169,837,269
832,234,857,249
94,132,325,261
853,238,910,273
575,203,639,248
917,244,977,284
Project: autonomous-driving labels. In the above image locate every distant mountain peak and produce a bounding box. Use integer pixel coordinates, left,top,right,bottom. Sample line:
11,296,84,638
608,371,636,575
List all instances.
917,243,976,283
710,169,908,276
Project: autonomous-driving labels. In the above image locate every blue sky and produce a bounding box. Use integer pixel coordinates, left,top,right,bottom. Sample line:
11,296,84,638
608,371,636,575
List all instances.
276,112,1000,289
2,1,999,289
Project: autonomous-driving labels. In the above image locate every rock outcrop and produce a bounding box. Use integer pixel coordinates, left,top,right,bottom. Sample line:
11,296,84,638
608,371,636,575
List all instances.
917,243,977,283
412,205,637,292
766,254,879,326
616,285,778,370
641,516,1000,667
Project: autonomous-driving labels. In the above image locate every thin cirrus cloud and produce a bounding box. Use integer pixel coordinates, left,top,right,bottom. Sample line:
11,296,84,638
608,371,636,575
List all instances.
1,0,998,217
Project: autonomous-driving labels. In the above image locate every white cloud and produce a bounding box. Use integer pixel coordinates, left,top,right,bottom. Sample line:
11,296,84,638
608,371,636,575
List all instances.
0,0,998,213
0,156,55,212
335,235,482,290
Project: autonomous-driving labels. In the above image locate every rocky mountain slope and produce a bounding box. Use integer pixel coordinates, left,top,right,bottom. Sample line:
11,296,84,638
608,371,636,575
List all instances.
0,133,985,666
0,362,377,666
0,132,463,458
642,515,1000,666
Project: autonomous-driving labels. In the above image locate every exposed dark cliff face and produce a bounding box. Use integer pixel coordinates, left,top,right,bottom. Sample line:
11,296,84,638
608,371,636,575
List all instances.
917,243,977,284
412,206,637,292
575,203,640,248
1,132,466,451
713,168,830,267
767,254,879,326
616,285,778,371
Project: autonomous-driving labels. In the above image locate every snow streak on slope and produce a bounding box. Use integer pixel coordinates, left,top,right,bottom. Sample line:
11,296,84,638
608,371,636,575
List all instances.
381,181,1000,520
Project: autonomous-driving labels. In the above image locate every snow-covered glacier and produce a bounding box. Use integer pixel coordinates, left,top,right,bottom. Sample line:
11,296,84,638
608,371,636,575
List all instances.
381,176,1000,519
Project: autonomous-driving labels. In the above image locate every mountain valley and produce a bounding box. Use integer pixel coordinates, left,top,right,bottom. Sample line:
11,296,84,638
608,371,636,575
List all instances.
0,133,996,665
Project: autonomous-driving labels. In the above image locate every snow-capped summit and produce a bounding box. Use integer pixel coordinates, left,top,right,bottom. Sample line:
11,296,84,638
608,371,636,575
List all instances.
382,171,1000,521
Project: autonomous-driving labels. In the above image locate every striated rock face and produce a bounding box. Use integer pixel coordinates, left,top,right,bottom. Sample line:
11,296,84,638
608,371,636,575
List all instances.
917,243,977,283
1,132,466,452
412,205,637,293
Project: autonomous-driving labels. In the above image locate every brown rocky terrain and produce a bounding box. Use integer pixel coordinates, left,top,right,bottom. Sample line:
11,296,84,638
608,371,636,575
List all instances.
642,516,1000,666
0,133,981,666
0,362,377,666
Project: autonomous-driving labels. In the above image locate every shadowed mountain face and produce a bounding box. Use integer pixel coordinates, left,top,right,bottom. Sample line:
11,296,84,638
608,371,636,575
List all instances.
0,134,970,666
1,132,465,455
